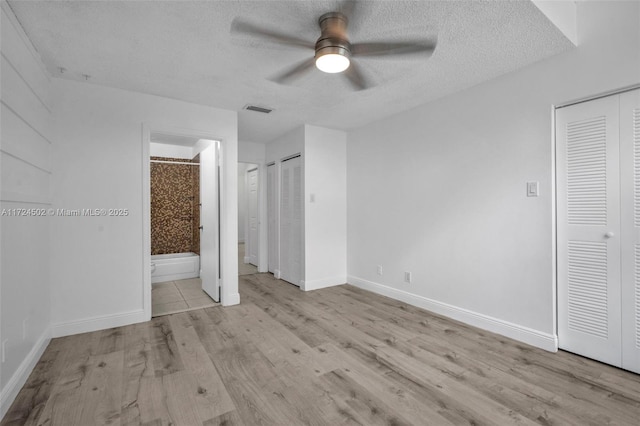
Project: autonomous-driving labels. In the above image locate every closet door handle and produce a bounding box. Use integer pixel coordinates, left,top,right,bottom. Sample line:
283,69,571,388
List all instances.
605,231,615,239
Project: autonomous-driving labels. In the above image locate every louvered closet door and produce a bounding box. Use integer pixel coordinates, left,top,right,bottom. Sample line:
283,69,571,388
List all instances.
291,158,303,283
557,95,622,366
280,156,302,286
620,89,640,373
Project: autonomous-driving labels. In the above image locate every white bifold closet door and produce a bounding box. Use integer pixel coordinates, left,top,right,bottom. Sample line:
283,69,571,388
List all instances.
247,167,259,266
267,164,277,274
557,88,640,373
279,155,303,286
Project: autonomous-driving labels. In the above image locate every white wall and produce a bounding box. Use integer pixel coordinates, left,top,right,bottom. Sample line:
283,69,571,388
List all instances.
347,0,640,351
0,2,52,417
149,142,193,159
266,126,304,164
303,125,347,291
239,140,265,164
50,78,239,336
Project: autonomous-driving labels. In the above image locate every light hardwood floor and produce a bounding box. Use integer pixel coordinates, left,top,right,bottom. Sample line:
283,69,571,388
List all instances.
3,273,640,425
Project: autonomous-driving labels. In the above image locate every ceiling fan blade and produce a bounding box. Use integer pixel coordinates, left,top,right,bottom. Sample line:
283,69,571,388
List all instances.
343,61,370,91
231,18,314,49
270,57,316,85
351,39,437,58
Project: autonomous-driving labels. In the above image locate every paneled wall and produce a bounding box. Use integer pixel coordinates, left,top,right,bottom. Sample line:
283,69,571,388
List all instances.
150,157,200,255
0,1,52,417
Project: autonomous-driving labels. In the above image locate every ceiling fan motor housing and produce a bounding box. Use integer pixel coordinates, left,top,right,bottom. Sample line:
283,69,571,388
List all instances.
315,12,352,61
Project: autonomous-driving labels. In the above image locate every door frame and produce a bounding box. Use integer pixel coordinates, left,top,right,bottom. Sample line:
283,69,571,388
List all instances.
237,161,268,273
142,124,231,320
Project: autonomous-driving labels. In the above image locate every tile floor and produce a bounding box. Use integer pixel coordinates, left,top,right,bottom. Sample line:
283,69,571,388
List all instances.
153,243,257,316
151,278,218,317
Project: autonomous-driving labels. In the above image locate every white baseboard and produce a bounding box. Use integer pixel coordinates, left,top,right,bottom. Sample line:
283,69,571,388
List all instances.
51,309,146,338
274,269,281,279
302,276,347,292
347,276,558,352
223,292,240,306
243,256,250,263
1,327,51,420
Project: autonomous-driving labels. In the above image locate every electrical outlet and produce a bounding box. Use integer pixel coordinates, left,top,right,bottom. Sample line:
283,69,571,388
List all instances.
377,265,383,275
2,339,7,363
404,271,412,283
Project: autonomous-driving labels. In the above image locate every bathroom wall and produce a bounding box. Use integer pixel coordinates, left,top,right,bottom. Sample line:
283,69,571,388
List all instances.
150,156,200,255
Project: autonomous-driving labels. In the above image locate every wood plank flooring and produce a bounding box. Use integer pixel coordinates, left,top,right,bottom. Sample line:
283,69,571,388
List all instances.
3,273,640,425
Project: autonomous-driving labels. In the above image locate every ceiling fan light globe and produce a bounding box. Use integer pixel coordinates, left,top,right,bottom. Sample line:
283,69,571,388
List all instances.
315,53,350,73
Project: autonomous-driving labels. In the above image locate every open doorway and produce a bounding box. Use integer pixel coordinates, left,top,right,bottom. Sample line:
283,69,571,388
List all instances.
147,131,221,316
238,162,259,275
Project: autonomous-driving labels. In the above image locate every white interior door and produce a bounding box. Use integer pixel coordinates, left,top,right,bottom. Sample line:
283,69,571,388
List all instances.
267,164,278,274
620,88,640,373
199,143,219,301
247,168,259,266
280,156,303,286
557,95,622,367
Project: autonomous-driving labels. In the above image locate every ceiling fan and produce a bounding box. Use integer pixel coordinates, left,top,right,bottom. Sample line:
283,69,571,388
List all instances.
231,3,437,90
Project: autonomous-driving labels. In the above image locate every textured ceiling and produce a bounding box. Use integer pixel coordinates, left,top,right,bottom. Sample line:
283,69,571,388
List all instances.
8,0,574,143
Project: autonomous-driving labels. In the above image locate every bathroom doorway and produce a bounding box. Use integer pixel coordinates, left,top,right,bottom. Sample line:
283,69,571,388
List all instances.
147,131,221,317
238,162,259,275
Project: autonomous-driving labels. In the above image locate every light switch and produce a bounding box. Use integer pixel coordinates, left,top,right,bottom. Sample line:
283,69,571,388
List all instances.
527,181,539,197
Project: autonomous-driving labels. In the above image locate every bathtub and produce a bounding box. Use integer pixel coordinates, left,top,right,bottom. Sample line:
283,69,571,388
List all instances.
151,252,200,284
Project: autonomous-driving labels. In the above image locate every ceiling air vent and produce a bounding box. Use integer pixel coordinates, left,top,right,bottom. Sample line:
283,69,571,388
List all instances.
244,104,273,114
